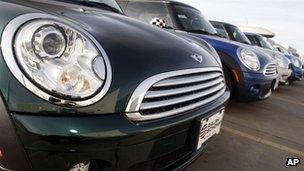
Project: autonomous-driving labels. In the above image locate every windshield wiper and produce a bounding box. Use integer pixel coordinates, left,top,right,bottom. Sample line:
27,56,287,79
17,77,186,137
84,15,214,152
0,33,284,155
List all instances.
163,26,174,29
70,0,122,14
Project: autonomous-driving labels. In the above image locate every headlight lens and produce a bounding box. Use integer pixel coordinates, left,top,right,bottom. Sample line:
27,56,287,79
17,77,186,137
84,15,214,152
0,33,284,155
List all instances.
274,54,286,68
291,57,301,68
1,14,112,107
237,48,260,71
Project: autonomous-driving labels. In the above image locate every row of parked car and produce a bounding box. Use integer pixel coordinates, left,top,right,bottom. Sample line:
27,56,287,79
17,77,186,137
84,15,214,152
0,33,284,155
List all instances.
119,0,303,100
0,0,302,171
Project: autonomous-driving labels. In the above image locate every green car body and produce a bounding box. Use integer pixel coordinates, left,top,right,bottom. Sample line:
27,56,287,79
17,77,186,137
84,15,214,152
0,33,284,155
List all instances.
0,0,229,170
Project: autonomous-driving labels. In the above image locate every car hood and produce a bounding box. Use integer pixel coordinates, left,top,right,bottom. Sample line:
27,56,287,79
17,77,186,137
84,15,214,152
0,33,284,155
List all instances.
0,1,220,114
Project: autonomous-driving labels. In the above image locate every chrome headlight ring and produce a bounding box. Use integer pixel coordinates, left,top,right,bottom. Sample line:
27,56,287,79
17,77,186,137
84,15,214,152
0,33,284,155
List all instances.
237,48,260,71
1,13,112,107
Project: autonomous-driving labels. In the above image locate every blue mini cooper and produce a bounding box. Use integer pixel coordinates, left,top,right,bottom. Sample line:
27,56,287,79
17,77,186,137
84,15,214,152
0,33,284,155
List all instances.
118,0,278,102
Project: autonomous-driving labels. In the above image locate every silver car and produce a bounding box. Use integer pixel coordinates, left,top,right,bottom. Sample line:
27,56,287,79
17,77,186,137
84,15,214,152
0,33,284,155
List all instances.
245,32,292,85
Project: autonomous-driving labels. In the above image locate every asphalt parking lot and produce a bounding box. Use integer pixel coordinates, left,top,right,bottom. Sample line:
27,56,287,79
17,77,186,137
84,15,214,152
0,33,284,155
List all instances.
188,80,304,171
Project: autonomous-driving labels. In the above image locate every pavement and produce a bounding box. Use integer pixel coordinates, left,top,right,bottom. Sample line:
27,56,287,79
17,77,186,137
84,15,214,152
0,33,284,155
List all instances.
187,80,304,171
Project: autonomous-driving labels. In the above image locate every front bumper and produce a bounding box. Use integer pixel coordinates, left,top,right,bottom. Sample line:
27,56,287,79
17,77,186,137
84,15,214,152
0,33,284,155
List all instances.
0,91,229,171
235,72,277,102
277,67,292,83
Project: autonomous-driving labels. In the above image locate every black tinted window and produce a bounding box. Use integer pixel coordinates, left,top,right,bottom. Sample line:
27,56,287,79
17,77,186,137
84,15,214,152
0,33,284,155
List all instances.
256,36,275,50
246,35,260,46
124,2,173,28
173,5,217,34
212,23,229,39
226,25,251,44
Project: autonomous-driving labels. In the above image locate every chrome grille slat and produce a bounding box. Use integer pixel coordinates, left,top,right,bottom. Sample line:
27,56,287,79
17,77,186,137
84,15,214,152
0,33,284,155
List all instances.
125,67,227,121
127,89,226,121
264,63,277,76
141,83,225,110
145,77,224,99
153,72,222,87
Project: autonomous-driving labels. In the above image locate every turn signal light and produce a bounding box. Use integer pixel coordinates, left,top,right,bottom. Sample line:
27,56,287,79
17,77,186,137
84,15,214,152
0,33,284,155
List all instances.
232,69,240,83
0,149,3,158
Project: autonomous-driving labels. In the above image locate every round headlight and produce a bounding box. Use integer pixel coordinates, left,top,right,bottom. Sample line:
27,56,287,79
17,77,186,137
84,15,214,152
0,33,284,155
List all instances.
1,14,112,107
291,57,301,68
274,54,287,68
237,48,260,71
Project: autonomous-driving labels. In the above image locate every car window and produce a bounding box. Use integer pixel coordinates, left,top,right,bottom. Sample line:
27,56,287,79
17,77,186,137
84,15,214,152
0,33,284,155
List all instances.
173,4,217,34
256,36,275,50
246,34,260,46
212,23,229,39
278,47,291,55
226,25,251,45
124,2,173,28
117,1,127,10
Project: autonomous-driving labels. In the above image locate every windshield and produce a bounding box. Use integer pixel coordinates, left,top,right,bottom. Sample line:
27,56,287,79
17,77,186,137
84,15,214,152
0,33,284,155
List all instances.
173,4,217,35
212,23,229,39
277,47,292,56
226,25,251,45
257,35,275,50
53,0,122,13
122,1,174,29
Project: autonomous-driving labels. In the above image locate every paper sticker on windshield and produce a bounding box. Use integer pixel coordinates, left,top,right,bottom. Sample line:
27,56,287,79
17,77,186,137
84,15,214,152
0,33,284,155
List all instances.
150,18,166,28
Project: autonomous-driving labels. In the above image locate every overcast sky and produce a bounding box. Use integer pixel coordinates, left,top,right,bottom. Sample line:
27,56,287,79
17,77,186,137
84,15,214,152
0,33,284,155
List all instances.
175,0,304,55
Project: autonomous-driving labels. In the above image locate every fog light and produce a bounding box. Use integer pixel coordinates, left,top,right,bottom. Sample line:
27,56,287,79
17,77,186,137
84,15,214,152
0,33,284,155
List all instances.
250,85,260,95
0,149,3,158
70,162,90,171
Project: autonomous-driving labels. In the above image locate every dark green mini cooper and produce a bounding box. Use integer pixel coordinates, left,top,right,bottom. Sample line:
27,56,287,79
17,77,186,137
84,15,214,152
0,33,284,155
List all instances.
0,0,229,170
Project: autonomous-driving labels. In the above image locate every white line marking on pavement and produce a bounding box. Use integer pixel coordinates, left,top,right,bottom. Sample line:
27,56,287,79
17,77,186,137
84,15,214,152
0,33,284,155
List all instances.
222,126,304,157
